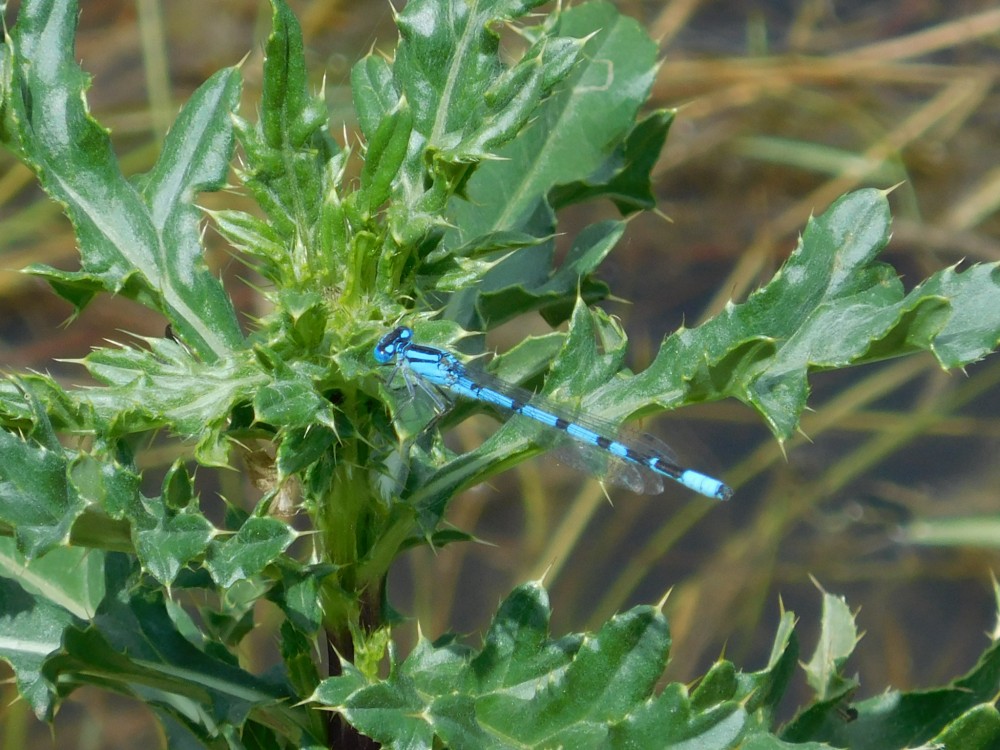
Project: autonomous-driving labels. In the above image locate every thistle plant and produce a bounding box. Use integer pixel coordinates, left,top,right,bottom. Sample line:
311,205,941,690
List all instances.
1,1,999,748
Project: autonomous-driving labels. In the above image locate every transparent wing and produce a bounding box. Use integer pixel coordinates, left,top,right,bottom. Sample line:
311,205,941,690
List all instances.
398,357,679,495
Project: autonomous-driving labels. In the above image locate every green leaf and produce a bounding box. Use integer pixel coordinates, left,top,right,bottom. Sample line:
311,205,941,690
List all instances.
550,109,675,215
0,576,78,719
416,230,546,294
348,0,593,270
351,55,398,140
782,630,1000,749
803,587,860,702
911,262,1000,367
205,517,295,588
0,539,105,720
0,373,98,435
234,0,338,262
132,498,215,586
741,736,837,750
0,537,105,620
162,460,196,512
275,424,338,479
267,562,336,635
445,0,658,240
0,424,84,558
312,581,760,749
434,34,586,164
3,1,242,359
356,97,413,215
474,219,621,327
581,188,1000,441
206,208,287,282
80,336,267,464
280,620,323,710
393,0,550,154
252,366,338,433
739,609,800,717
611,686,747,749
441,1,659,328
929,703,1000,750
67,451,141,520
42,584,308,738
